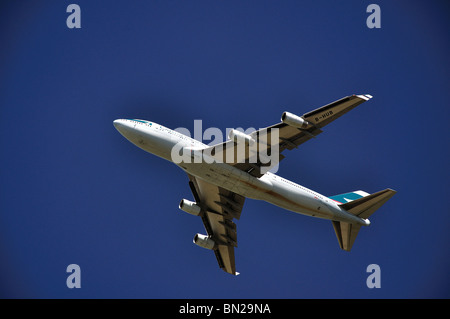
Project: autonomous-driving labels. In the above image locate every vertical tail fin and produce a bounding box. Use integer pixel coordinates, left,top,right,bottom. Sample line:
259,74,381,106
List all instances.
330,188,396,251
329,190,370,204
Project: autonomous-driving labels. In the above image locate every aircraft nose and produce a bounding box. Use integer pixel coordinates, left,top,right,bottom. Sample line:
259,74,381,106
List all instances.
113,119,132,136
113,119,125,131
113,119,137,139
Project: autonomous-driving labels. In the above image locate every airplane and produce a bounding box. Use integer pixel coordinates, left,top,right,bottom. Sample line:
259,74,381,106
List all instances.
113,94,396,275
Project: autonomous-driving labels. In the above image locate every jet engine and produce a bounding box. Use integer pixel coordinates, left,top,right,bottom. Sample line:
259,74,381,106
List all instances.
228,129,255,146
193,233,216,250
281,111,310,129
179,199,201,216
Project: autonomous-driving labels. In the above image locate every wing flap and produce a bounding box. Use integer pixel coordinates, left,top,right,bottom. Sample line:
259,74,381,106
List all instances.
187,174,245,275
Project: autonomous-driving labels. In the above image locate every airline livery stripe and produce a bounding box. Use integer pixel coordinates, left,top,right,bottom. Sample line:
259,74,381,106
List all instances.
329,191,366,203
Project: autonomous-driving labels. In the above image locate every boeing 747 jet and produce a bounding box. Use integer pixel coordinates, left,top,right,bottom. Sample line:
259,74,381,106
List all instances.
113,94,396,275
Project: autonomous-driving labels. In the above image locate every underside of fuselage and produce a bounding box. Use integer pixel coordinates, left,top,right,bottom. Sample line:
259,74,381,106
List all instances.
178,160,338,222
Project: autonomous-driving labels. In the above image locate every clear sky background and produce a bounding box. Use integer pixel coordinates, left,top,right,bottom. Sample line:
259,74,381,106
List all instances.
0,1,449,298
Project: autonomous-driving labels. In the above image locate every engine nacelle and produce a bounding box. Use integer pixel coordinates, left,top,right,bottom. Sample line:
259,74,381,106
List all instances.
228,129,255,146
179,199,201,216
281,111,310,129
193,233,216,250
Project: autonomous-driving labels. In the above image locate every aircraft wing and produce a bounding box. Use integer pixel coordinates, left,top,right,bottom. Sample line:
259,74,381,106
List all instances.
187,174,245,275
204,94,372,177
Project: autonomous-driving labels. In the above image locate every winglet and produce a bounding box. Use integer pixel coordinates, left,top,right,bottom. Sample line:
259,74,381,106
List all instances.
356,94,373,100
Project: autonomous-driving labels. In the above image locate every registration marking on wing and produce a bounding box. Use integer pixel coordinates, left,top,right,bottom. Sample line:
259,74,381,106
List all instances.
314,110,334,122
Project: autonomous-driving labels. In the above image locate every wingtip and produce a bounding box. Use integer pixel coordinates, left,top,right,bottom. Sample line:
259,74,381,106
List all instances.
356,94,373,100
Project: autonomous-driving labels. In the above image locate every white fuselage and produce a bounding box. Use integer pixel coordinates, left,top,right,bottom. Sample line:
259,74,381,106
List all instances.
113,119,368,225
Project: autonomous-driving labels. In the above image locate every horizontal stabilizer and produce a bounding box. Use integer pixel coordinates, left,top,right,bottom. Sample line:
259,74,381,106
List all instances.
339,188,397,219
332,188,396,251
332,221,361,251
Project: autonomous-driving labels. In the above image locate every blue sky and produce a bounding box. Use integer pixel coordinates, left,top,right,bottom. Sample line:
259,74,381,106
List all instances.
0,1,449,298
